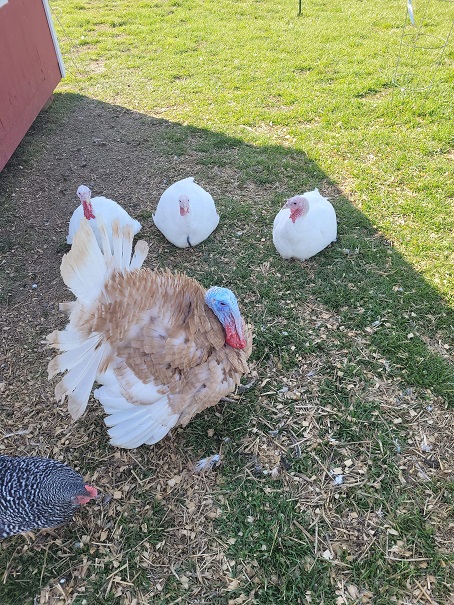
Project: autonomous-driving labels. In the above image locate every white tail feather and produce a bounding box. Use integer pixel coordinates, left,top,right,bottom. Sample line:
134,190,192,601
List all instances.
47,329,98,352
130,240,149,270
95,386,179,448
60,219,107,303
54,343,107,419
97,215,113,258
48,333,102,378
112,221,124,270
48,219,151,423
59,301,75,313
119,225,134,271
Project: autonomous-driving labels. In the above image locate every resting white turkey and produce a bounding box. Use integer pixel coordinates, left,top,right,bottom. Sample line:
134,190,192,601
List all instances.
67,185,142,252
47,218,252,449
153,177,220,247
273,188,337,260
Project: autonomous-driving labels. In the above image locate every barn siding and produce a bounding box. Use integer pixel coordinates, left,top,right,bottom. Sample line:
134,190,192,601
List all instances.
0,0,63,172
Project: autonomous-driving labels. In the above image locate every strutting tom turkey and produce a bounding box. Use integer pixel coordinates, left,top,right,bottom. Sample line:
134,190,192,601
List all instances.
47,218,252,449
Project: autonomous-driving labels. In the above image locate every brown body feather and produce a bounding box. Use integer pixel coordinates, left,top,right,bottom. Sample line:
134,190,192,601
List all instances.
89,269,252,418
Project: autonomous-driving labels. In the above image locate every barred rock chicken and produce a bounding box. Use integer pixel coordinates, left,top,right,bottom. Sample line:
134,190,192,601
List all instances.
273,188,337,260
67,185,142,251
153,177,220,247
47,218,252,449
0,455,97,538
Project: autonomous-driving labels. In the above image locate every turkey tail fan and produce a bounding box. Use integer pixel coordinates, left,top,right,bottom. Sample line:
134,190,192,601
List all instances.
60,218,107,304
47,328,107,420
48,220,150,420
60,218,150,303
103,217,149,272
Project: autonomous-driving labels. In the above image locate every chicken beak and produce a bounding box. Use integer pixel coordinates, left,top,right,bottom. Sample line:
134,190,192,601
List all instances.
73,484,98,505
84,484,98,498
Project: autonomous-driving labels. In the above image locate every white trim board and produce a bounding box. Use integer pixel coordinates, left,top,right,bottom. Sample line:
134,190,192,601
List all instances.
41,0,66,77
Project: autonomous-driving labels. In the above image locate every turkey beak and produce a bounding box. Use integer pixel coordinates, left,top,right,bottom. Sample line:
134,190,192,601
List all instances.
79,191,90,204
179,196,190,216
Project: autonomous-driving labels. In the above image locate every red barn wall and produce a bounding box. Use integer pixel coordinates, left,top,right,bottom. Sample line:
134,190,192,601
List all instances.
0,0,63,172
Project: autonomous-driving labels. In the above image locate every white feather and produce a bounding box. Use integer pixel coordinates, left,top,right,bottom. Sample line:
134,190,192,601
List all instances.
129,240,149,270
48,333,102,378
272,188,337,260
49,220,150,423
60,219,107,303
113,365,168,405
96,386,180,448
55,343,107,420
153,177,220,248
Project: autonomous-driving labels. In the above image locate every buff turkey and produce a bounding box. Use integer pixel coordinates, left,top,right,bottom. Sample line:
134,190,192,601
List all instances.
47,218,252,449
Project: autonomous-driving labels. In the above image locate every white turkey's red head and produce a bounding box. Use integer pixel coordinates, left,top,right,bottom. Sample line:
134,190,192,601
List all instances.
205,287,247,349
73,484,98,506
285,195,310,224
179,194,190,216
77,185,95,220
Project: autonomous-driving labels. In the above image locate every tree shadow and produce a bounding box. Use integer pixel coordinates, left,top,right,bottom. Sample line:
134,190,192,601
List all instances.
0,89,453,605
0,91,452,406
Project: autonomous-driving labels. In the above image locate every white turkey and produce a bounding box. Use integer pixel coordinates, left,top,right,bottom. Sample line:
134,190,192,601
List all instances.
153,177,220,247
47,218,252,449
272,188,337,260
67,185,142,251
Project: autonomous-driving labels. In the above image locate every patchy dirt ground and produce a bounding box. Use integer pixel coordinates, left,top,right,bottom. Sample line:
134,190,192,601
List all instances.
0,95,453,605
0,95,259,604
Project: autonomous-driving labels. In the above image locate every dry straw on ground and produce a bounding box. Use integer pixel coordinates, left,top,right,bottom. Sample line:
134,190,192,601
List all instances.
0,98,452,604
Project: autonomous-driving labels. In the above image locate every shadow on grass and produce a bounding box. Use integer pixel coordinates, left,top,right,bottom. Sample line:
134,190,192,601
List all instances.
2,91,449,396
0,92,452,604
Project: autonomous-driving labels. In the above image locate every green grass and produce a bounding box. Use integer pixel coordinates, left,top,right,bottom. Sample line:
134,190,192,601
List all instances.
52,0,454,307
0,0,453,603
